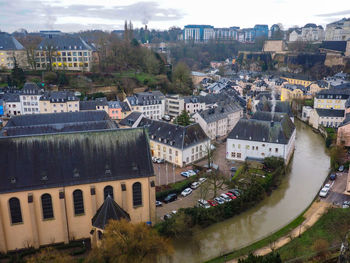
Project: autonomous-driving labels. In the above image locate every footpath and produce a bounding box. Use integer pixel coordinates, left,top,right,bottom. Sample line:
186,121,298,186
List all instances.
227,201,331,263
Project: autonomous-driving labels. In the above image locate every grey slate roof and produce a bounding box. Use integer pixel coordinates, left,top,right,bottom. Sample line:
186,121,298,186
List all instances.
138,118,209,150
315,109,345,118
255,92,281,101
0,33,24,50
120,101,131,112
21,83,43,95
228,113,295,144
197,102,242,124
255,100,293,117
2,93,20,102
119,112,143,127
79,98,107,111
1,111,117,136
127,91,164,106
320,41,347,53
0,128,154,194
92,196,130,229
339,113,350,127
40,91,78,102
38,35,94,50
316,87,350,99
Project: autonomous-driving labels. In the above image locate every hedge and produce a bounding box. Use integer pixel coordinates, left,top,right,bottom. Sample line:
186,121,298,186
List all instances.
156,176,197,200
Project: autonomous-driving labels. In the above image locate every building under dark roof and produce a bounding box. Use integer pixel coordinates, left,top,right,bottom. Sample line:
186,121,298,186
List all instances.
315,109,345,118
255,100,293,117
228,113,295,144
92,196,130,229
197,101,242,123
40,91,78,102
79,98,108,111
37,35,94,51
0,128,154,194
138,118,209,150
127,91,164,106
119,112,143,127
0,32,24,50
320,41,347,53
1,111,117,137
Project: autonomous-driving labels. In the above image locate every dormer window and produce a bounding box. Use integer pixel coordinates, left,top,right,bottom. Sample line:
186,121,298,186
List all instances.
10,177,16,184
73,168,80,178
105,164,111,175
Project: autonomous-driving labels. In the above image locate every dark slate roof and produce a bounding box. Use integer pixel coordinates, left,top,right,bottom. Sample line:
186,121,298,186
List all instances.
79,98,107,110
228,114,295,144
138,118,209,150
21,83,43,95
251,111,287,122
1,111,117,136
284,84,309,93
316,87,350,99
255,92,281,101
92,196,130,229
40,91,78,102
0,33,24,50
2,93,20,102
315,109,345,117
339,113,350,127
320,41,347,53
255,100,293,117
127,91,164,106
120,101,131,112
0,128,154,194
280,73,315,81
37,35,93,50
108,101,121,109
197,102,242,123
119,112,143,127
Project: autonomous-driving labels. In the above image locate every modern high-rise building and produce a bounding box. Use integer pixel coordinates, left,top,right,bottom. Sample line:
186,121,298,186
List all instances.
183,25,215,42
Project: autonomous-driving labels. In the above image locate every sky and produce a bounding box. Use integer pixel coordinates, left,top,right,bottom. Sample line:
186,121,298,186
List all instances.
0,0,350,33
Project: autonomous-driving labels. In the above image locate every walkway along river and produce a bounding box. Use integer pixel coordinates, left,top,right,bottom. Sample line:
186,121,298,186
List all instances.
163,120,330,263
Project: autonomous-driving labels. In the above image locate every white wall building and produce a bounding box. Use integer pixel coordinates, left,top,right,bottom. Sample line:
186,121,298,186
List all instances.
226,112,295,164
165,94,185,118
325,18,350,41
19,83,43,115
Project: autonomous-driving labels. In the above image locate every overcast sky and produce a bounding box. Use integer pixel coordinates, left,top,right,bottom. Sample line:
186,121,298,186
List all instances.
0,0,350,33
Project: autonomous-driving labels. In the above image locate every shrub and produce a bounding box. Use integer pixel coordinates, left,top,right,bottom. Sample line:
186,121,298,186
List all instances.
156,177,197,200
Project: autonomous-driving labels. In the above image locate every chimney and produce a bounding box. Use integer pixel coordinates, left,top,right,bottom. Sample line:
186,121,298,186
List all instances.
270,120,274,127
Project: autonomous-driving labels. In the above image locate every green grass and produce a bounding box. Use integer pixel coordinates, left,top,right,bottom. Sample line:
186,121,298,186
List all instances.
0,83,8,87
205,213,306,263
114,72,157,85
277,208,350,261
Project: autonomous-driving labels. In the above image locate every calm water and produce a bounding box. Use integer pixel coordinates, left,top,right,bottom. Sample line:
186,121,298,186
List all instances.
164,120,330,263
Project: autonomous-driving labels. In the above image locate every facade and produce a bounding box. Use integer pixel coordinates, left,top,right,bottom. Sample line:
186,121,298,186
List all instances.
184,96,206,114
193,102,243,140
226,112,296,164
309,108,345,129
183,25,215,42
281,84,310,101
79,97,109,113
138,118,210,167
337,115,350,146
35,34,95,71
108,101,123,120
39,91,79,113
214,27,239,41
2,93,22,116
314,87,350,110
325,18,350,41
263,40,286,52
0,128,155,253
125,91,165,120
288,24,324,42
165,94,185,118
254,25,269,39
19,83,43,115
301,106,313,122
280,76,314,87
0,32,28,69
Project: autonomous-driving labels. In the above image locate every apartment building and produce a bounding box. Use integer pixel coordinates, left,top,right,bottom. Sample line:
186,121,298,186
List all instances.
325,18,350,41
165,94,185,118
0,32,28,69
20,83,43,115
39,91,79,113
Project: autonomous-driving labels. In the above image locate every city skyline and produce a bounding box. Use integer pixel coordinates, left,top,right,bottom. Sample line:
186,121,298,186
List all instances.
0,0,349,32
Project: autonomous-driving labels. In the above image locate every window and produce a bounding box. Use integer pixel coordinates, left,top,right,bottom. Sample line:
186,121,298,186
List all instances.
9,198,22,224
104,185,114,200
275,148,278,153
132,182,142,206
231,152,236,158
237,153,241,158
41,194,54,219
73,190,84,215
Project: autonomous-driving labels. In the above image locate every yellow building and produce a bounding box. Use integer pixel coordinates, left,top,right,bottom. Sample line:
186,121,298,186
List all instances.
281,84,310,101
0,33,28,69
0,128,155,253
280,76,313,87
39,91,79,113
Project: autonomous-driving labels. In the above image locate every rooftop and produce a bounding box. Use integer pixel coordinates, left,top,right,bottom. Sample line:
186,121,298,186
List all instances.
0,32,24,50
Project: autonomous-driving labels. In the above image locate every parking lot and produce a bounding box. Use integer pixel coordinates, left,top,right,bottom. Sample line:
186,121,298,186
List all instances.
322,171,350,206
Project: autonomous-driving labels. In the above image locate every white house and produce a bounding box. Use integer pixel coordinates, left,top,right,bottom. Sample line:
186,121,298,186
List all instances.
19,83,43,114
3,93,22,116
125,91,165,120
309,108,345,129
137,118,210,167
226,112,296,164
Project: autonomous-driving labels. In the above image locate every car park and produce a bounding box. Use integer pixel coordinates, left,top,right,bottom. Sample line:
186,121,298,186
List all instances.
226,192,237,200
181,188,193,197
220,193,232,202
156,200,163,207
198,177,207,184
164,193,177,203
330,173,337,180
181,171,190,177
197,199,211,209
207,200,218,207
228,189,241,197
214,197,225,205
191,182,200,189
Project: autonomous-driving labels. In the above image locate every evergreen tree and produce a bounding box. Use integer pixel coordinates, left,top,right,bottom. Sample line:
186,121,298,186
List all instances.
10,57,25,88
174,110,191,126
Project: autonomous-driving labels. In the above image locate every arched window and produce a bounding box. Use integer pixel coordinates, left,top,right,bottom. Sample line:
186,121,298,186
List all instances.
73,190,84,215
41,194,54,219
132,182,142,206
9,198,22,224
104,185,114,200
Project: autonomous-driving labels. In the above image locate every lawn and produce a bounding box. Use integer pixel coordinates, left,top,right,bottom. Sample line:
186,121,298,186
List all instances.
277,208,350,261
114,72,157,86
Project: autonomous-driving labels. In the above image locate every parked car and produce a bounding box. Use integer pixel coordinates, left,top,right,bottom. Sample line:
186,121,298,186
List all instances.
157,158,165,164
164,193,177,203
162,115,171,121
343,201,350,208
198,177,207,184
163,210,177,220
228,189,241,197
220,193,232,202
214,197,225,205
230,167,237,172
330,173,337,180
187,170,197,176
152,157,158,163
181,188,193,197
324,183,331,191
207,200,218,207
191,182,200,189
156,200,163,207
319,187,329,198
197,199,211,209
181,171,190,178
226,192,237,200
339,165,344,172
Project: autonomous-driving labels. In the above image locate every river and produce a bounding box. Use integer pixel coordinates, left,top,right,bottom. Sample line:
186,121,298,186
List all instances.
165,120,330,263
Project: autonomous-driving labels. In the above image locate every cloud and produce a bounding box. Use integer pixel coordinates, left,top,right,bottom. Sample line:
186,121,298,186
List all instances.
0,0,184,32
316,10,350,17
